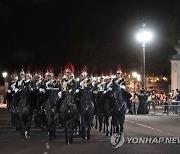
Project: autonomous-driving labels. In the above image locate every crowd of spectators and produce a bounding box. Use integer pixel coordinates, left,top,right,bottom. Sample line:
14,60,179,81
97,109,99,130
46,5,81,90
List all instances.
131,89,180,114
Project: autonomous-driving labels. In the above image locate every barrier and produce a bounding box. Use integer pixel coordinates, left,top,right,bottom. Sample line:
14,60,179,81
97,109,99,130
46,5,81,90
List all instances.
131,101,180,115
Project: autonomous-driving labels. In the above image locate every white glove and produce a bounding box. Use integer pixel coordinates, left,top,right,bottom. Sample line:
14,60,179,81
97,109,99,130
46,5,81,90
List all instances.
76,89,80,93
109,87,112,91
58,91,62,98
15,88,19,93
69,89,72,93
39,88,45,93
120,85,126,90
7,90,11,93
93,90,98,94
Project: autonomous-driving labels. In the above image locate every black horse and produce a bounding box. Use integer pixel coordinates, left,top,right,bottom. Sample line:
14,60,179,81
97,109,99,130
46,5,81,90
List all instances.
17,84,33,139
94,91,104,131
44,90,59,140
101,91,113,136
110,82,127,135
78,88,94,140
59,90,79,144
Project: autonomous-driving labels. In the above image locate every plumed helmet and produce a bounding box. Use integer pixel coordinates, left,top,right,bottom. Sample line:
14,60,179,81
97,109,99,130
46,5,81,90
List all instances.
116,64,122,74
45,67,52,76
26,66,32,78
11,69,18,80
64,62,74,75
100,72,105,79
20,66,25,76
80,65,88,77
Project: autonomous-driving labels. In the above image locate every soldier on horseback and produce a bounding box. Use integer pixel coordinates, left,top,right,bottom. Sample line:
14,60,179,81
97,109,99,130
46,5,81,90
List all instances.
78,65,92,90
61,62,76,93
7,70,19,110
113,65,133,114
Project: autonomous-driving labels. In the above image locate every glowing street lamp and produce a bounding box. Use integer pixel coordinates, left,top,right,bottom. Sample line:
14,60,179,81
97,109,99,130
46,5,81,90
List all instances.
2,72,8,78
2,72,8,104
136,23,153,92
136,23,153,114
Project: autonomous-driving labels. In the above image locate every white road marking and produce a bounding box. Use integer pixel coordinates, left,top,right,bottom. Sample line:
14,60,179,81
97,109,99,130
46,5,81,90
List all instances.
45,142,50,149
125,120,174,136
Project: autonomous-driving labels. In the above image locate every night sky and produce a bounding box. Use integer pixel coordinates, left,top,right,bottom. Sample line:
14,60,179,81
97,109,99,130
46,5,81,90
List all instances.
0,0,180,76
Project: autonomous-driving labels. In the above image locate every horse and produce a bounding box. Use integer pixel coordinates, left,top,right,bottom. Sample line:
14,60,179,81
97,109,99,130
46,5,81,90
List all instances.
78,87,94,140
44,90,59,140
59,90,80,144
94,91,104,131
17,84,33,139
110,82,127,135
32,88,46,130
101,91,113,136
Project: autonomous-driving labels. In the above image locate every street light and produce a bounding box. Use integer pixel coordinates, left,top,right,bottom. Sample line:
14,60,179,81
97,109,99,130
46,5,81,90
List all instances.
136,23,153,92
2,72,8,104
136,23,153,114
2,72,8,78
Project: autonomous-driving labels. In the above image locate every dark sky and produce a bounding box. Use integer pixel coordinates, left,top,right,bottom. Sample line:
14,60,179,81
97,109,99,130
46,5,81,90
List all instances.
0,0,180,76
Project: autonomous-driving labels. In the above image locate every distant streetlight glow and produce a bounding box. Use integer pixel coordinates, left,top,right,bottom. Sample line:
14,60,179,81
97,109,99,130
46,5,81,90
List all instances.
137,74,141,82
132,72,137,78
2,72,8,78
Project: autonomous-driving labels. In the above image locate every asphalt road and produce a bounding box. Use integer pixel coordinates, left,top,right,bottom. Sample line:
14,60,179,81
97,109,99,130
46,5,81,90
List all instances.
0,108,180,154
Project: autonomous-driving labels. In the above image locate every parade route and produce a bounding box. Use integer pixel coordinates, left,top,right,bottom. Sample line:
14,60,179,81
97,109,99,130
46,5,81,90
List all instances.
0,108,180,154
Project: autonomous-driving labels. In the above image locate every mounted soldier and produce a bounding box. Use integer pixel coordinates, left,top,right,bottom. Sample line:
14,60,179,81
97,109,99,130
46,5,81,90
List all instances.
15,67,26,93
97,72,106,92
7,70,19,110
79,65,92,90
113,65,133,114
61,62,76,93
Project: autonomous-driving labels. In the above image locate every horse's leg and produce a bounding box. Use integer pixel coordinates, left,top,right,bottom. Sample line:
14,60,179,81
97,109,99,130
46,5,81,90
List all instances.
115,118,120,134
87,116,91,140
113,117,116,134
103,118,106,133
53,116,57,139
24,114,30,139
120,115,125,133
27,114,32,138
69,119,74,143
98,113,103,131
47,117,52,141
19,115,25,139
105,116,109,136
81,117,85,139
110,116,113,135
78,118,81,136
95,115,98,129
64,121,69,144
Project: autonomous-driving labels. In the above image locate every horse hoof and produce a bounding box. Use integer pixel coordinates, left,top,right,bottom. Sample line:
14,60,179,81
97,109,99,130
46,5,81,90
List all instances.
69,138,73,143
49,136,52,141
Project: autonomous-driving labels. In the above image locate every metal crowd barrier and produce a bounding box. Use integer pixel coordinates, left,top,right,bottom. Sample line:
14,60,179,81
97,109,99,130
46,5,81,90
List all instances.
131,101,180,115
